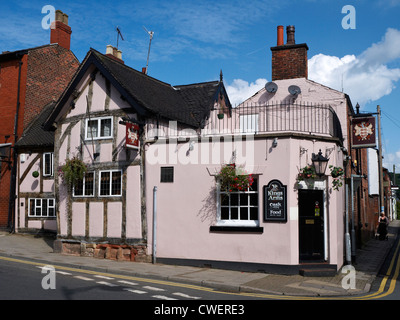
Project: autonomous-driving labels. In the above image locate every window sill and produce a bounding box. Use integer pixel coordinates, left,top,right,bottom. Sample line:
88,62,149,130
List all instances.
210,226,264,233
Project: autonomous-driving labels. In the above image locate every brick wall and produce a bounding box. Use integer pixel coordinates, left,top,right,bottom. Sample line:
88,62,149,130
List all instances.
24,45,79,129
271,44,308,81
0,55,28,229
0,45,79,229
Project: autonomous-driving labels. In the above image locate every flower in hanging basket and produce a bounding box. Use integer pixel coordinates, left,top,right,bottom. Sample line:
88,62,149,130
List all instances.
59,156,87,187
32,171,39,178
297,165,317,181
330,166,344,178
329,165,344,191
217,163,254,192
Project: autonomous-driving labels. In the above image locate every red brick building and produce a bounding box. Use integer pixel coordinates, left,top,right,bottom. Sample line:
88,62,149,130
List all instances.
0,10,79,230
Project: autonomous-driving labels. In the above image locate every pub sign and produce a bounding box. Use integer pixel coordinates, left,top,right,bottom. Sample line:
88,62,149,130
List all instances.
126,123,140,150
264,180,287,222
351,116,376,149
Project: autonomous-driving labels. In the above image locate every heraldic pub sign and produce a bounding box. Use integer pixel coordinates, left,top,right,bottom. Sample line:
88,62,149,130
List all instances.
351,116,376,149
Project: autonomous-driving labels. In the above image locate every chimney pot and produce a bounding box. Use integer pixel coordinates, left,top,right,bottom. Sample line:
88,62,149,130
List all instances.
286,25,295,45
277,25,284,46
105,45,124,64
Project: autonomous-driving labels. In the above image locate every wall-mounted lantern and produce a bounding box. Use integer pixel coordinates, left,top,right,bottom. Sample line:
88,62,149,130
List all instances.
312,149,329,177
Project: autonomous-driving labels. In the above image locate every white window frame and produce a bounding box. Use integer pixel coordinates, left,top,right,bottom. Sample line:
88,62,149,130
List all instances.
43,152,54,177
99,169,122,197
73,172,95,197
239,114,259,133
216,178,259,227
85,116,113,140
28,198,56,217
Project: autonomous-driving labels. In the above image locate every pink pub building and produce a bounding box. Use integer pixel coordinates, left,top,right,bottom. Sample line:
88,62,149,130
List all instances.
17,26,355,275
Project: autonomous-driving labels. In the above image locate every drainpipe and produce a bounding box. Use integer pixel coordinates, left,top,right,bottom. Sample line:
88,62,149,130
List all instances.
345,183,352,265
7,57,23,233
152,186,157,264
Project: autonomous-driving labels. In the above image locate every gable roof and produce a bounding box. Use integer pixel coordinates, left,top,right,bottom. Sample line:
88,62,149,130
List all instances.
44,48,231,130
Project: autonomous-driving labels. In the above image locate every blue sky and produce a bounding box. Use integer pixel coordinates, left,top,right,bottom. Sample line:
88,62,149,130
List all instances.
1,0,400,172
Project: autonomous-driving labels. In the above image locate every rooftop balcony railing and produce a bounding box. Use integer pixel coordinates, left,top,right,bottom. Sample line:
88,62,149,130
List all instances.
146,101,343,142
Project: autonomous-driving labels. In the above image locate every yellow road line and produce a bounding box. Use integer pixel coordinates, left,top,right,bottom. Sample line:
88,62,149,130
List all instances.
1,248,399,301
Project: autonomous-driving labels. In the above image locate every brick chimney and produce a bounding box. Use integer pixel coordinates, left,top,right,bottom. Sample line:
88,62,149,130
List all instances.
271,25,309,81
50,10,72,50
106,45,124,64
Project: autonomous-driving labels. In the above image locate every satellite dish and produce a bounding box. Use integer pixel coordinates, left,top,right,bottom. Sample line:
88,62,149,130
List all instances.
288,85,301,95
265,81,278,93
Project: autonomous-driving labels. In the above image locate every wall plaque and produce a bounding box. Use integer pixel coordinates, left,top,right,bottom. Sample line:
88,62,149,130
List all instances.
264,180,287,222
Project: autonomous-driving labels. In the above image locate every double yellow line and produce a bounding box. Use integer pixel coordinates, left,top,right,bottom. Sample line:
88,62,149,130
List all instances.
350,237,400,300
1,240,399,301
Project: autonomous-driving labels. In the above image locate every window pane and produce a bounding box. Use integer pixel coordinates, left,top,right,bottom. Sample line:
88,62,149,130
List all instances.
101,118,112,137
74,179,84,196
85,173,94,196
160,167,174,183
221,207,229,220
230,194,238,206
230,207,238,220
250,207,258,220
100,172,110,195
44,153,53,176
48,207,55,217
240,193,248,206
42,200,48,217
111,171,122,195
221,194,229,206
250,193,258,206
250,178,258,191
30,199,35,216
87,120,98,138
240,207,249,220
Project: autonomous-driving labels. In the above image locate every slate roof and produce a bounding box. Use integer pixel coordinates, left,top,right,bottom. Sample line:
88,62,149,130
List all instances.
15,102,55,148
45,48,231,130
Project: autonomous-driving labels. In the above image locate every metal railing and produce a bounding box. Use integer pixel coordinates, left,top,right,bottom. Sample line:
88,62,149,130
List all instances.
146,101,343,141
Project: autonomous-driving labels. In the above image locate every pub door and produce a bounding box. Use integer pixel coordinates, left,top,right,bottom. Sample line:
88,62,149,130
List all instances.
298,189,324,261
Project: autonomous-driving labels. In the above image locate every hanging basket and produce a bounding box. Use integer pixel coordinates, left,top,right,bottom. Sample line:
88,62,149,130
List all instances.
217,163,254,192
59,156,87,187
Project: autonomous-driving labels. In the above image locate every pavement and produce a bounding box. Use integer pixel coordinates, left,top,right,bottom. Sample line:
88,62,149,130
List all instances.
0,219,399,298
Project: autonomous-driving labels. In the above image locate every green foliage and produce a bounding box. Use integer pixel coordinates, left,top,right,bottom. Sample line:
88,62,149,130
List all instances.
297,165,317,181
59,156,87,187
217,163,254,192
329,165,344,191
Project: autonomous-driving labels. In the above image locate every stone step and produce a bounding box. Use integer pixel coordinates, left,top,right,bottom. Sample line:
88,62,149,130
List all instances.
299,268,337,277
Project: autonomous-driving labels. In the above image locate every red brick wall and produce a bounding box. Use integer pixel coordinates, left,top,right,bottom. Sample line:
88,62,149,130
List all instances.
50,21,72,51
0,55,28,228
0,45,79,229
271,44,308,80
24,45,79,129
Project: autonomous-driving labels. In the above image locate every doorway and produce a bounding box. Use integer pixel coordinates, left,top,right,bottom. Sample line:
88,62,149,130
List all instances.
298,189,324,261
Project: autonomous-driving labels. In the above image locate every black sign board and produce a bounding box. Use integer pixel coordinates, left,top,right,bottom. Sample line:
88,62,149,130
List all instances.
264,180,287,222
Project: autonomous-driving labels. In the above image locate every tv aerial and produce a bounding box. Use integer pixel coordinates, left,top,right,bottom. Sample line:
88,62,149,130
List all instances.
116,26,124,49
288,85,301,95
143,26,154,75
265,81,278,93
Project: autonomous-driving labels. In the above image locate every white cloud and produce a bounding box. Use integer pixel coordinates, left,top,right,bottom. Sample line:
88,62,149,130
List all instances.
383,150,400,170
308,28,400,106
225,78,267,106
